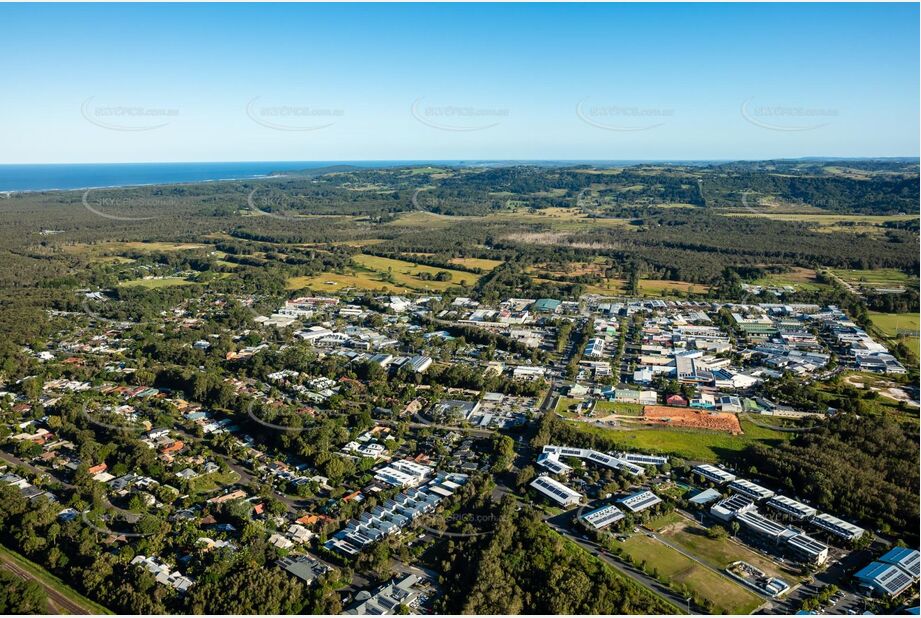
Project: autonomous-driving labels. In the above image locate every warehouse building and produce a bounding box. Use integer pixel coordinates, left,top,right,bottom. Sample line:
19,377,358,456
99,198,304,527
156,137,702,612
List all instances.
879,546,920,580
854,561,917,598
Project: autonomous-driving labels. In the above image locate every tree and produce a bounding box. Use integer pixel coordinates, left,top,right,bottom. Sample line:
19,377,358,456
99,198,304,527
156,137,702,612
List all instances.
0,569,47,614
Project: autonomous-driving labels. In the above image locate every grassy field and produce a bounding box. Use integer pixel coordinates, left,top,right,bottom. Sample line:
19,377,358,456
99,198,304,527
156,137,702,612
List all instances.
352,254,480,290
619,534,762,614
659,517,802,582
563,419,792,462
286,271,412,293
830,268,914,289
752,267,825,291
593,401,645,416
725,213,917,224
0,544,112,614
448,257,504,271
62,241,207,258
119,276,193,288
869,312,920,358
868,312,920,336
188,469,241,495
639,280,710,295
287,254,481,293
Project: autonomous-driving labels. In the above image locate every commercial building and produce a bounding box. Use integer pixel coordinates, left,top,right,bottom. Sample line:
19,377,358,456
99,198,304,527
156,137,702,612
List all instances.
536,451,572,476
766,495,817,521
530,475,582,507
618,490,663,513
693,463,737,485
728,479,775,502
710,494,756,522
541,445,644,476
735,510,796,544
785,533,830,566
581,504,626,529
618,452,669,467
344,574,422,615
810,512,865,542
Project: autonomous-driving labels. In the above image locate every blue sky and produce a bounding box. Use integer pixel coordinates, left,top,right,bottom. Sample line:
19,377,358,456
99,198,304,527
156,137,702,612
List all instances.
1,3,918,163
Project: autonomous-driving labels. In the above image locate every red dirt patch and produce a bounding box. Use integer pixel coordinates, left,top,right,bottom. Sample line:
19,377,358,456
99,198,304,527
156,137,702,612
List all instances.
642,405,743,435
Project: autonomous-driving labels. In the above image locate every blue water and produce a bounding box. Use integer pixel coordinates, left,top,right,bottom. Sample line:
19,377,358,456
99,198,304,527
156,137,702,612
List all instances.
0,161,465,192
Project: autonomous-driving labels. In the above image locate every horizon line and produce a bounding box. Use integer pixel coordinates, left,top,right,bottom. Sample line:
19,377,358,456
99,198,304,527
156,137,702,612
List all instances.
2,156,919,166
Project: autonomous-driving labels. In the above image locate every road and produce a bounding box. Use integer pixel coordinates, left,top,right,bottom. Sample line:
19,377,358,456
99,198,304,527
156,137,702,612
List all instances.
542,517,698,614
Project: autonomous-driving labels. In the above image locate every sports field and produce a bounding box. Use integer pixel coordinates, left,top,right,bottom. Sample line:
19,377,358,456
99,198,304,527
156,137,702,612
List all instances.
868,312,920,358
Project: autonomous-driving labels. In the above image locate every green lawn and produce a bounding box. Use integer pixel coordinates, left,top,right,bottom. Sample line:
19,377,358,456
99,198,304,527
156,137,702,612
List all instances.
0,544,112,614
659,519,802,582
620,534,762,614
564,419,792,462
593,401,645,416
868,312,920,359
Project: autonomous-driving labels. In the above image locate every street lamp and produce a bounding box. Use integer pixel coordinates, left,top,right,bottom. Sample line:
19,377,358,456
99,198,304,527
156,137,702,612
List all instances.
686,596,692,614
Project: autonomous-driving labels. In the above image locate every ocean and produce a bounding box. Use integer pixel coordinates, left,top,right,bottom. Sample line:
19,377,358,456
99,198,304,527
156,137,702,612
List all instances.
0,161,461,193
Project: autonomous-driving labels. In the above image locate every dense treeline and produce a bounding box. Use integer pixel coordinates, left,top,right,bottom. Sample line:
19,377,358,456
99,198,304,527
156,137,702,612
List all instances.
435,500,677,614
742,414,920,544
